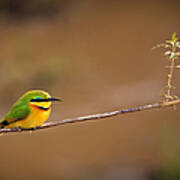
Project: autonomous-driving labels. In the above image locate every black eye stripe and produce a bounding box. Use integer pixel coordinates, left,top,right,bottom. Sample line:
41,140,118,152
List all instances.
30,98,61,102
31,99,50,102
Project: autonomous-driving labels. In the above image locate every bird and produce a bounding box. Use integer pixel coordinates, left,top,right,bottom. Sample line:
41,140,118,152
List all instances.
0,90,61,129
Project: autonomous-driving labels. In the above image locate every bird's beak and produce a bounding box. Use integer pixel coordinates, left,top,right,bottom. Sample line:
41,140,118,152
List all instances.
47,98,62,102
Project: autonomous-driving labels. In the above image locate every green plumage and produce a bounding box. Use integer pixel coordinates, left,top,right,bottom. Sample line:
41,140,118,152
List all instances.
2,100,30,123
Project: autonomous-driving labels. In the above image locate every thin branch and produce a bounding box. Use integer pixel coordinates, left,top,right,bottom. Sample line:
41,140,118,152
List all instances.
166,45,176,101
0,99,180,134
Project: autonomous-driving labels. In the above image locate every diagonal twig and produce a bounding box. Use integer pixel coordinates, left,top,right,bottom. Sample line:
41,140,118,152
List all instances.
0,99,179,134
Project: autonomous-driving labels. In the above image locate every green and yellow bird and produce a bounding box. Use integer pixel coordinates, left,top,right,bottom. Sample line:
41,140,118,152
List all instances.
0,90,61,129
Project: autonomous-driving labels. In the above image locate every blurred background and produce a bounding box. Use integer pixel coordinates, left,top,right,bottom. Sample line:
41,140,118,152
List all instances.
0,0,180,179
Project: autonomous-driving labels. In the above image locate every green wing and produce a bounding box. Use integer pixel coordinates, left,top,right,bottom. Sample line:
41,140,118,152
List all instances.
0,103,31,127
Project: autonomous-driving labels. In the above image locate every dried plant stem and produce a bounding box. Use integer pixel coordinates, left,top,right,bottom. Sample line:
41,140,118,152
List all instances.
0,99,180,134
167,58,175,100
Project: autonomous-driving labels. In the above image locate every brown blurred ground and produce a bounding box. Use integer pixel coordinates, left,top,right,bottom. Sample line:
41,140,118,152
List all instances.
0,0,180,179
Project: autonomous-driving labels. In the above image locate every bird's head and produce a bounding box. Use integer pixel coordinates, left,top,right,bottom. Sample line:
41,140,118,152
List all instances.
22,90,61,110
